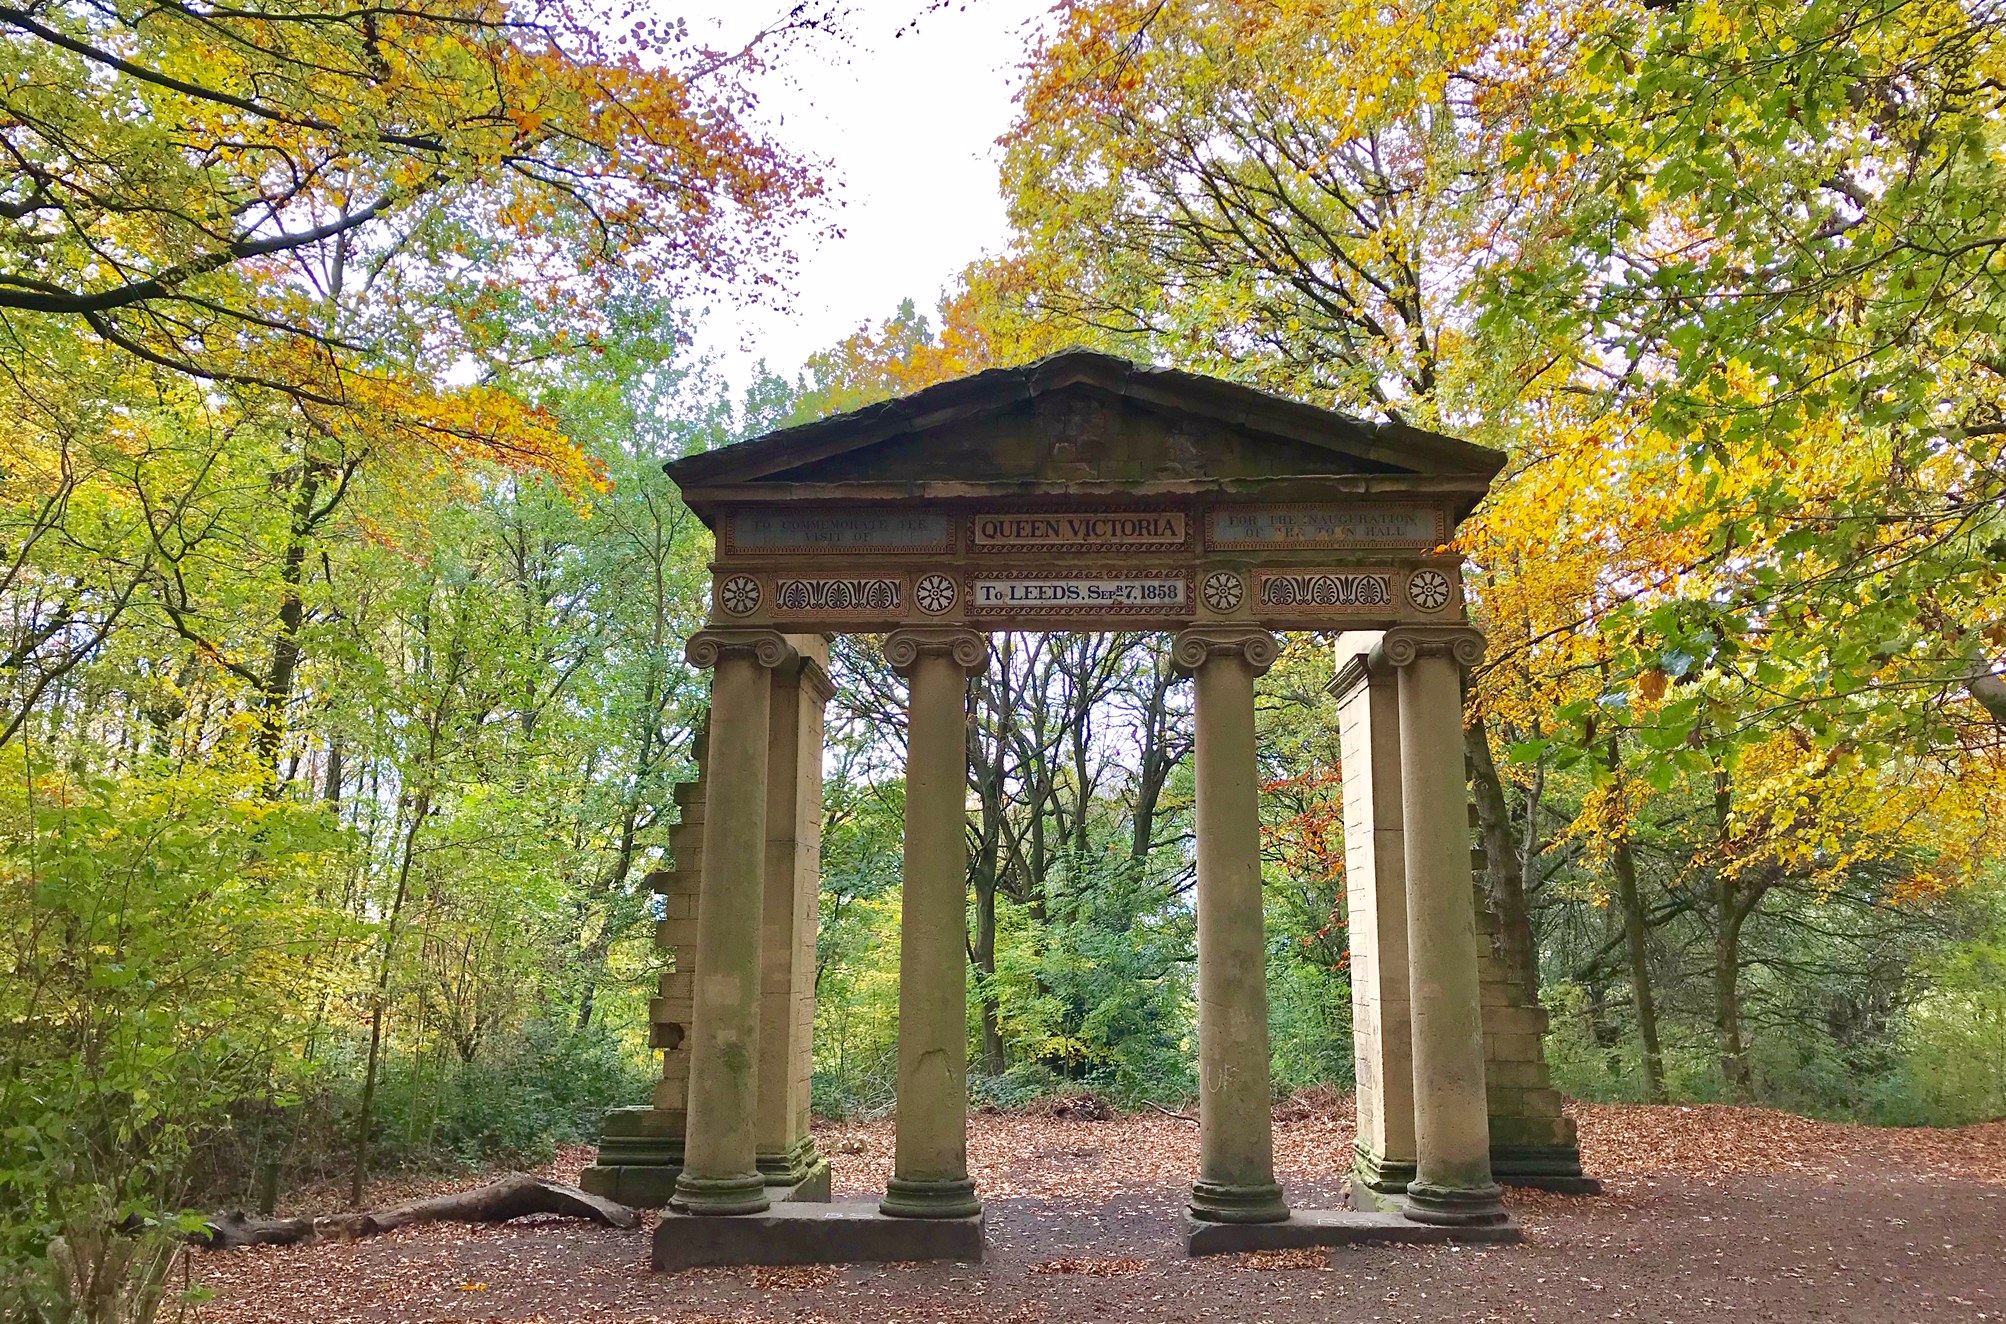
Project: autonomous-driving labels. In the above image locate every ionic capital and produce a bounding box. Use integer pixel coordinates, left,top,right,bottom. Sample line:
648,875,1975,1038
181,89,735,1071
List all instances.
685,629,799,672
883,628,988,678
1171,627,1281,679
1375,625,1485,672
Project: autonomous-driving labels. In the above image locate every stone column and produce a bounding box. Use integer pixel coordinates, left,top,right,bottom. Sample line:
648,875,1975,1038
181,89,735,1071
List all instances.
1326,632,1417,1207
756,636,832,1195
1383,626,1507,1227
1174,627,1289,1225
880,628,987,1220
671,629,795,1216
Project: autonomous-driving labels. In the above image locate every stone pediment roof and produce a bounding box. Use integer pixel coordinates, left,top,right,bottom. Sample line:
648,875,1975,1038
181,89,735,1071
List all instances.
665,349,1504,513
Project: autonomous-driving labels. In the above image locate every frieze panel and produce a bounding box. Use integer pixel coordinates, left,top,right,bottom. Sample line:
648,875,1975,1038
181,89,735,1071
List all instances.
727,508,952,555
968,570,1190,617
772,576,904,615
1207,505,1443,549
969,510,1188,553
1256,571,1394,610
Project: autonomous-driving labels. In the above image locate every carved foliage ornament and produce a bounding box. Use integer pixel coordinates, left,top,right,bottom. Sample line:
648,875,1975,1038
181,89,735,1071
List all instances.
775,577,901,613
1259,572,1392,608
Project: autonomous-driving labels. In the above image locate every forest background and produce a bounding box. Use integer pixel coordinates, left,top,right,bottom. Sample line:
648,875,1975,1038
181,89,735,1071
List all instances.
4,0,2005,1312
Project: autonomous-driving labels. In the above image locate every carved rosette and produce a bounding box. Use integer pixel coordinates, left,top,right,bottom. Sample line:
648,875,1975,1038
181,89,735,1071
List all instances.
883,628,988,678
684,629,799,672
1406,567,1454,613
716,574,761,617
1376,625,1485,671
1201,570,1246,614
1170,627,1281,679
914,573,958,615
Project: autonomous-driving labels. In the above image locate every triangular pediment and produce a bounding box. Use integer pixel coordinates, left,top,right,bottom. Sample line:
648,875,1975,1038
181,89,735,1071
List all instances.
666,350,1503,499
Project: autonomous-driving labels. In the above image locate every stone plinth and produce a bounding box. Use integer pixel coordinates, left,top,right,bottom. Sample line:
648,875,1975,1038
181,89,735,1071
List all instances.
580,1105,685,1207
1186,1208,1522,1255
653,1202,985,1271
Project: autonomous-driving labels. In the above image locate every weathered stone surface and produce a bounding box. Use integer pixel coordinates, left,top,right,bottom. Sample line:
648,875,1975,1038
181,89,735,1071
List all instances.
652,1202,984,1271
1329,638,1416,1197
1185,1209,1521,1256
580,1161,682,1209
1488,1144,1603,1194
1183,629,1289,1226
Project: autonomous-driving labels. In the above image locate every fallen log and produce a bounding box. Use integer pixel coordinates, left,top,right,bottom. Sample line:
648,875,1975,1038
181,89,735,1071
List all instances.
196,1211,317,1249
197,1174,638,1250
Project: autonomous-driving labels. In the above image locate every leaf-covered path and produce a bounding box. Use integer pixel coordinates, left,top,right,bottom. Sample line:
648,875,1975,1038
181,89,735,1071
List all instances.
193,1101,2006,1323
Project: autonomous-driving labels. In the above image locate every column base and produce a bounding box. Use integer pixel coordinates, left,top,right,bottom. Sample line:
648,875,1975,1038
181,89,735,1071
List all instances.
1402,1179,1509,1227
1352,1144,1416,1196
757,1135,826,1187
880,1175,981,1219
1189,1179,1290,1224
670,1170,772,1216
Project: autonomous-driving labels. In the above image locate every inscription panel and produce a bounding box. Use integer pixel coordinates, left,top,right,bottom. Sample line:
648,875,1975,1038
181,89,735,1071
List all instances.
971,510,1187,553
1208,505,1443,548
969,570,1189,617
729,508,951,554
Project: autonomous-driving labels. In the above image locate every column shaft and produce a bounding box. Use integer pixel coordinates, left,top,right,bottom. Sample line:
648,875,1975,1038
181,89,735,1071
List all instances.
1328,638,1417,1204
1392,633,1507,1226
755,640,830,1191
881,630,985,1219
672,633,790,1215
1179,629,1288,1225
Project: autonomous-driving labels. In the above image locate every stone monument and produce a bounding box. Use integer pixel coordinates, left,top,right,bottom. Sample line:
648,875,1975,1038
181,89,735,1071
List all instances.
576,350,1576,1267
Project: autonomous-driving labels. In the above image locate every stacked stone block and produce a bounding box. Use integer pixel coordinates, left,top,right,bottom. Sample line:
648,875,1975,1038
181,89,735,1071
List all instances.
583,639,832,1208
579,723,709,1207
1472,852,1598,1192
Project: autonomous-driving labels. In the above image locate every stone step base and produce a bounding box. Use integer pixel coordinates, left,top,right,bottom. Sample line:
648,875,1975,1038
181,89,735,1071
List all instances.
1186,1208,1522,1256
1491,1144,1603,1195
580,1158,832,1210
653,1201,985,1271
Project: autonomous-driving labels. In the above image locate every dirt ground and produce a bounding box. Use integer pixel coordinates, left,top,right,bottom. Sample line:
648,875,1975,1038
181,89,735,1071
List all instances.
191,1099,2006,1324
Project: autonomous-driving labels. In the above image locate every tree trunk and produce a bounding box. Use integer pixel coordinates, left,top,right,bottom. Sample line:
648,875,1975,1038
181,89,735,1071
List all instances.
350,790,427,1206
1130,645,1180,862
968,644,1011,1077
1606,734,1666,1102
1714,876,1757,1103
1466,711,1539,1000
199,1175,637,1249
254,464,319,780
969,763,1006,1077
973,871,1004,1077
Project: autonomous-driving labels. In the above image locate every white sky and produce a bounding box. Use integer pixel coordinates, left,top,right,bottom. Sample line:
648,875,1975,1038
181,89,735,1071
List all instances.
665,1,1054,393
